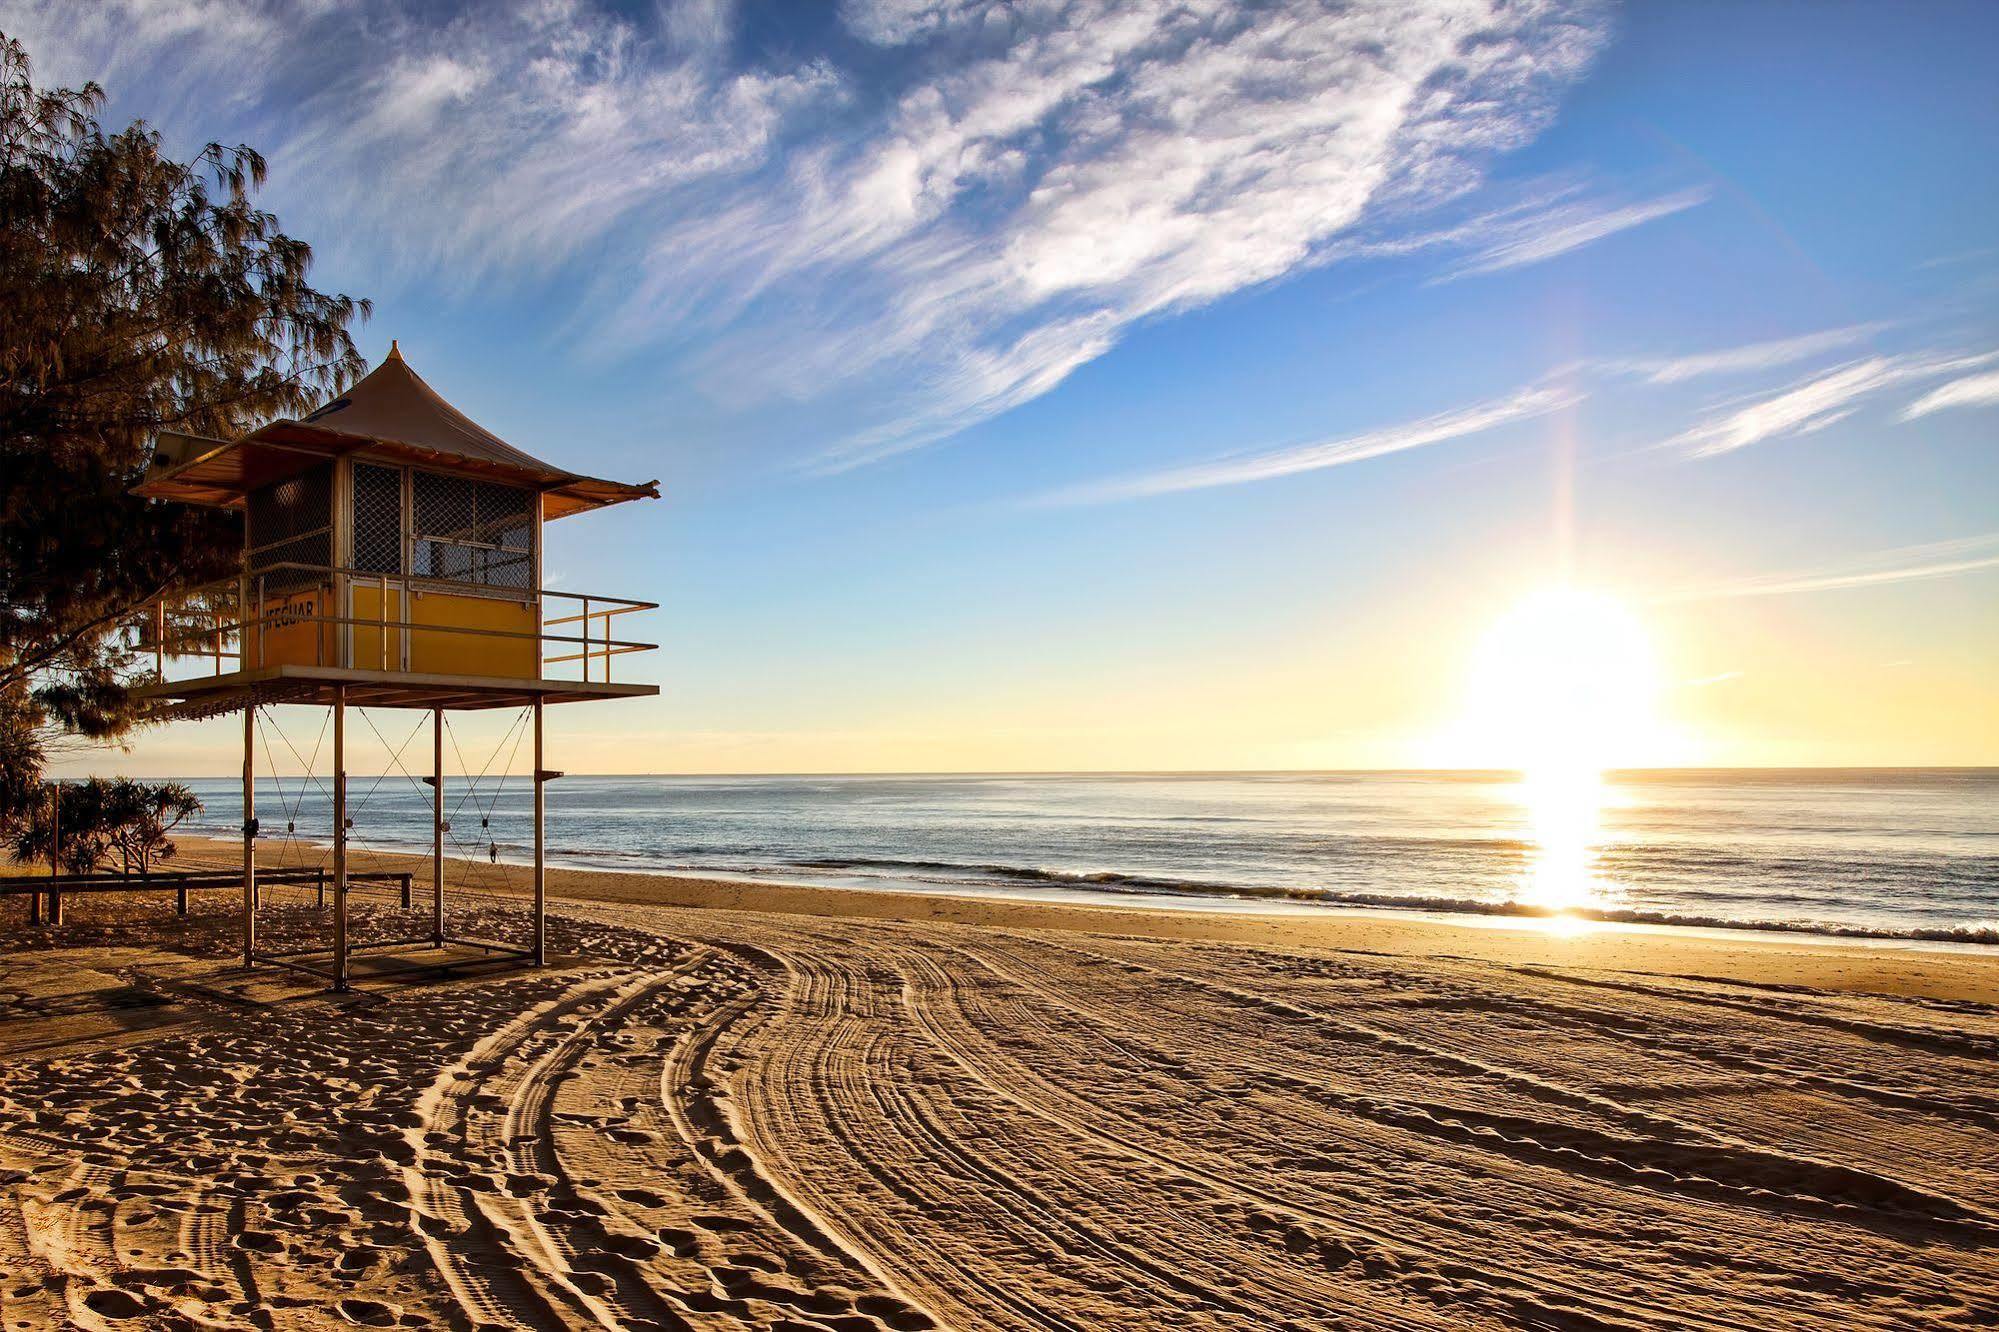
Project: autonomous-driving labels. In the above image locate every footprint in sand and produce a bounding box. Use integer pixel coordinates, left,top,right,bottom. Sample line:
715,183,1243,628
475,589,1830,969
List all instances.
82,1288,152,1320
336,1296,400,1325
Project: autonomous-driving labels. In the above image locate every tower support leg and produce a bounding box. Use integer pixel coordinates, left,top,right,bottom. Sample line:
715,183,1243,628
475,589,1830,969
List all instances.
532,697,545,967
332,686,349,992
46,784,61,927
432,707,444,947
243,706,257,967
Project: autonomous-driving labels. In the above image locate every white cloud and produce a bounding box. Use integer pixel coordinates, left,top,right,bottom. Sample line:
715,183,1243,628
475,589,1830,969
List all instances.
1332,178,1709,283
1901,368,1999,419
1037,382,1579,504
2,0,1614,465
1666,350,1999,457
1662,533,1999,601
1440,186,1708,278
1025,316,1947,506
840,0,994,46
1608,323,1885,384
370,55,485,135
0,0,288,101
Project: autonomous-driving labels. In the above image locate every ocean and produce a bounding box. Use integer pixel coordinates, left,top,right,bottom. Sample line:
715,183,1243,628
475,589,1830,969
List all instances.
181,769,1999,945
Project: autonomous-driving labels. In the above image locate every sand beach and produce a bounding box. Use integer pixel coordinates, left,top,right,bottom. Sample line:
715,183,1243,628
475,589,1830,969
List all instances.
3,844,1996,1330
7,3,1999,1327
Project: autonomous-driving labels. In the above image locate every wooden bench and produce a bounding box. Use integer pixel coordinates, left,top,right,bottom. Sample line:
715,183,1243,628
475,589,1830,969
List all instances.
2,868,415,921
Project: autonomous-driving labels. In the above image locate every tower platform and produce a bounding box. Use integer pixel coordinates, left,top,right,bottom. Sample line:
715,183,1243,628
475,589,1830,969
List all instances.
136,663,656,720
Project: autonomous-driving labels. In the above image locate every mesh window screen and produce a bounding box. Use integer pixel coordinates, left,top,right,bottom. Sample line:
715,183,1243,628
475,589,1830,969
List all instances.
412,472,534,590
246,463,332,592
353,464,405,574
474,482,535,587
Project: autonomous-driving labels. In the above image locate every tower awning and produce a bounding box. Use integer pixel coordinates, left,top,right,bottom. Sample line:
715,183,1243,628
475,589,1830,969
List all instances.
132,343,658,519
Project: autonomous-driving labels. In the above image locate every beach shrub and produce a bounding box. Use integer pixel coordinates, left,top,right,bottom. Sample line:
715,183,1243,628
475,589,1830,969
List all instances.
8,777,203,877
0,33,368,829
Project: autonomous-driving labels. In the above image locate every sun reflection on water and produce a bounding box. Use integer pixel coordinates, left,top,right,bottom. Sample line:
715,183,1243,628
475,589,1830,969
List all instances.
1517,762,1608,918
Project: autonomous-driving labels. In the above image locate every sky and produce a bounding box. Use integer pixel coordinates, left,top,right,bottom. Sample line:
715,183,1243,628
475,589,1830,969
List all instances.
12,0,1998,776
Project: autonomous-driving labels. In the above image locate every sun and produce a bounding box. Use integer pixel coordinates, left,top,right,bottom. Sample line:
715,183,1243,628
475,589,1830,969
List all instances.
1438,586,1664,913
1462,586,1661,776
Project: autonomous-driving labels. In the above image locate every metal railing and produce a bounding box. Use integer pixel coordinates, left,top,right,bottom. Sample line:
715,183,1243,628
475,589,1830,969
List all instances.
143,562,656,684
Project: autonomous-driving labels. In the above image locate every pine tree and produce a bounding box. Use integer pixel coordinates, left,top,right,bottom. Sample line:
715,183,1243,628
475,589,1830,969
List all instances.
0,34,368,825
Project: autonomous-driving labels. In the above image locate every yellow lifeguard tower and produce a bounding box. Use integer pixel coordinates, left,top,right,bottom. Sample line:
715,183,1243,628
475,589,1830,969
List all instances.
134,343,659,988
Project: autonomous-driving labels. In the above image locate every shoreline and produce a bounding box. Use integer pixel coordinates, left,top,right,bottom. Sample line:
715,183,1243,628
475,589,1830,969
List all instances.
167,821,1999,952
150,833,1999,1004
161,764,1999,952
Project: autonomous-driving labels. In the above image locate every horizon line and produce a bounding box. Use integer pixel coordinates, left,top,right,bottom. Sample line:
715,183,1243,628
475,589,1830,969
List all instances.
121,764,1999,780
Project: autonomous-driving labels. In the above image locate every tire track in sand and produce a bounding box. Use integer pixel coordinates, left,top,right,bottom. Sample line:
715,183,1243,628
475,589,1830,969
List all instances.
403,943,939,1332
882,935,1681,1332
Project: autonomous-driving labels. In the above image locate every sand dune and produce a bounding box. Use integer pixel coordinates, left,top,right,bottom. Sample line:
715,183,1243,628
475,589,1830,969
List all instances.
3,861,1997,1329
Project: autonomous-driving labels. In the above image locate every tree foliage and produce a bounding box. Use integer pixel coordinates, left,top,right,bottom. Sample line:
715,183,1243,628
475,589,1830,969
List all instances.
10,777,203,877
0,33,367,825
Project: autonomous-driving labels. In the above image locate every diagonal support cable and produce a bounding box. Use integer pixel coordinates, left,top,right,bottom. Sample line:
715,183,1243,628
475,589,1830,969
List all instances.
439,707,536,904
257,704,330,876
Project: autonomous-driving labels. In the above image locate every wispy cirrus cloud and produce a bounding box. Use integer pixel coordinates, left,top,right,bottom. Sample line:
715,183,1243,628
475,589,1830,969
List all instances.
1665,350,1999,457
1605,323,1886,384
1902,368,1999,419
1661,532,1999,602
1335,178,1710,284
2,0,1617,466
1031,317,1991,507
4,0,838,285
1437,186,1709,279
1036,383,1579,505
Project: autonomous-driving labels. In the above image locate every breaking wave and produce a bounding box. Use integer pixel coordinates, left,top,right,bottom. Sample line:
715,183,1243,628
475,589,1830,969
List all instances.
777,855,1999,945
181,769,1999,948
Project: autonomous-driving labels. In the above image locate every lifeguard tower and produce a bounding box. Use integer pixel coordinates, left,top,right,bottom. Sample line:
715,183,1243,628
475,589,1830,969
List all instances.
133,343,659,989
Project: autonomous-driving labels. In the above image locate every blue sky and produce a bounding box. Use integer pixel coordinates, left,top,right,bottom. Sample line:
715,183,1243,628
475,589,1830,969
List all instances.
13,0,1998,773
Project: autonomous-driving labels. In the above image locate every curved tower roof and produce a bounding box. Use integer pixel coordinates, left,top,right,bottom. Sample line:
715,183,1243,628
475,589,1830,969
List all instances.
136,343,658,519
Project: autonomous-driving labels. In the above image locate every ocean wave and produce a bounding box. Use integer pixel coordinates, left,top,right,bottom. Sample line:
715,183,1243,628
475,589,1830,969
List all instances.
785,856,1246,892
180,772,1999,948
1302,894,1999,946
780,855,1999,945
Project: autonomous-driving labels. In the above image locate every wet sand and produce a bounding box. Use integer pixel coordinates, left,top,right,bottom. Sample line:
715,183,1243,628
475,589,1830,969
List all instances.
2,841,1996,1328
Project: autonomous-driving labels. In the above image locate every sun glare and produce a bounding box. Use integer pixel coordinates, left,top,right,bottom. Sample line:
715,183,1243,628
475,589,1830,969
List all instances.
1446,587,1663,915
